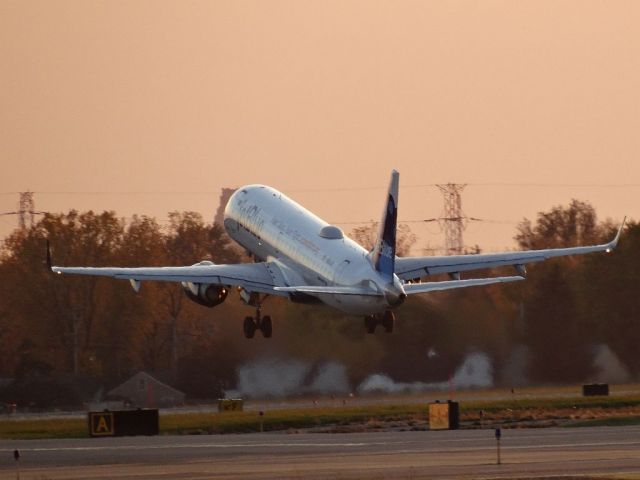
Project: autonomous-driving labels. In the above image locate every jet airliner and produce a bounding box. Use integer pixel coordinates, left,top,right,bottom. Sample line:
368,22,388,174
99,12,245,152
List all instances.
50,171,624,338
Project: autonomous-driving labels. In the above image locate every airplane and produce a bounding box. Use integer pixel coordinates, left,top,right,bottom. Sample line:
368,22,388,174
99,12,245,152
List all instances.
49,170,625,339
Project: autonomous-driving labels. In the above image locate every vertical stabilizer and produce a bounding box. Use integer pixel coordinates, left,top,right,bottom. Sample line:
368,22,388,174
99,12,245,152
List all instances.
371,170,399,281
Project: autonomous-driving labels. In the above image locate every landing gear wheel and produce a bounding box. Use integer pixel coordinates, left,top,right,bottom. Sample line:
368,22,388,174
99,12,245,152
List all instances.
243,316,256,339
382,311,395,333
261,315,273,338
364,316,377,334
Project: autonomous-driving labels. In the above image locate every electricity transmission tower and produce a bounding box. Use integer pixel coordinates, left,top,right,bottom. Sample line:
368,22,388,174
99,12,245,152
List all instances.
0,191,46,230
436,183,467,255
18,191,35,230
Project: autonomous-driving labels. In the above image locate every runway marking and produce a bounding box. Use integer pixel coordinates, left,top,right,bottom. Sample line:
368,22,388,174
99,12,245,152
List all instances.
3,438,640,455
0,441,412,453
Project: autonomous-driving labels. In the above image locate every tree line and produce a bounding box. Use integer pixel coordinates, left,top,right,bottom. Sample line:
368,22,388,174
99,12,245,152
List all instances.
0,201,637,407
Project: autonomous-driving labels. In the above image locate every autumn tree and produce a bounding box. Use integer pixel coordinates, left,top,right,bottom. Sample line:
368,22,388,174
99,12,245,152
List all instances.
515,199,601,250
514,200,608,382
156,212,241,380
1,199,635,404
0,210,245,395
0,211,127,378
578,220,640,375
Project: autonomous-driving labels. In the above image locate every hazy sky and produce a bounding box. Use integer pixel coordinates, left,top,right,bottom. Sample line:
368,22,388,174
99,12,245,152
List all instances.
1,1,638,253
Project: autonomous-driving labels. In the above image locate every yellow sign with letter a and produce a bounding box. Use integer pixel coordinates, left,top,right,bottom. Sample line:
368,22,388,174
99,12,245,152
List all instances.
90,412,115,436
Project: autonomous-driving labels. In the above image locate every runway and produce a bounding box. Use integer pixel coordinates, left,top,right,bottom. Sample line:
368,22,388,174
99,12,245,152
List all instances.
2,426,640,479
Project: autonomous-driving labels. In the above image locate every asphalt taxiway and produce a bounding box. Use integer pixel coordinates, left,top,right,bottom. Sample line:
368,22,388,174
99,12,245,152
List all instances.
2,425,640,479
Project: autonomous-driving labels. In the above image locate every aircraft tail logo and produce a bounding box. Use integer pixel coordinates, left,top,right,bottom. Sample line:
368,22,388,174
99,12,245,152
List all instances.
371,170,399,280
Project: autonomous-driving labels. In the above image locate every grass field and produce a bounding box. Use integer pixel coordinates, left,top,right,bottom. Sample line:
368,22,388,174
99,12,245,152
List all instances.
4,385,640,439
0,417,87,440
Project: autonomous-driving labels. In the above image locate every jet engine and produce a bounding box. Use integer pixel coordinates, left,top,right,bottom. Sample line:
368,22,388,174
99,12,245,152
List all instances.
182,282,228,308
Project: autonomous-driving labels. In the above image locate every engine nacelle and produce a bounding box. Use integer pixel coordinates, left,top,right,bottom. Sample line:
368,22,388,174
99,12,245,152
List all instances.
182,282,228,308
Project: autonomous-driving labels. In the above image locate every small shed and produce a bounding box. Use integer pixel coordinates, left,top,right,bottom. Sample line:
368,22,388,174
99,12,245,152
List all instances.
108,372,185,408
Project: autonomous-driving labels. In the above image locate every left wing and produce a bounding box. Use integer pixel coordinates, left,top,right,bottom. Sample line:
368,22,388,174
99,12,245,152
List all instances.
51,261,288,296
395,219,625,281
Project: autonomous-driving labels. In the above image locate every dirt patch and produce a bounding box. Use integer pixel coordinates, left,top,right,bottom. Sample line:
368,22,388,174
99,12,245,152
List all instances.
299,405,640,433
464,405,640,428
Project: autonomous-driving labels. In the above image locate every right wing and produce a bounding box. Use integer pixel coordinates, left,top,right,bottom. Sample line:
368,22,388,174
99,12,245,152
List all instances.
395,219,625,281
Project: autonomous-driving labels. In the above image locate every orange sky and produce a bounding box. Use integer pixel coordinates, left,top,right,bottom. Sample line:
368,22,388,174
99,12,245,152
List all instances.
1,1,638,253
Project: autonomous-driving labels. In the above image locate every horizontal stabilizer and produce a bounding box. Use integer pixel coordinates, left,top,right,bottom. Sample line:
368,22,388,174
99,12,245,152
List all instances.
404,276,525,294
274,285,381,297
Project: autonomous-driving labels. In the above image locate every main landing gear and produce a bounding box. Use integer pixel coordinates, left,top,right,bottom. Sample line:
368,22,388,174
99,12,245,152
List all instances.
239,290,272,339
364,311,395,334
243,308,273,339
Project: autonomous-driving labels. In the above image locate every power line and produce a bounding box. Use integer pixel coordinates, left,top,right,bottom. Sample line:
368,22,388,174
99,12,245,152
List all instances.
333,217,518,225
463,183,640,188
2,182,640,196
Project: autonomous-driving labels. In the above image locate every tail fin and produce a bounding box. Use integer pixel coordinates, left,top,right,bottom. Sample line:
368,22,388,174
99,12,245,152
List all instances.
371,170,399,281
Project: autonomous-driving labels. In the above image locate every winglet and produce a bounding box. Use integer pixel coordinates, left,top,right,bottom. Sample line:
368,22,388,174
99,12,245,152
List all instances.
371,170,399,281
46,239,53,272
606,216,626,252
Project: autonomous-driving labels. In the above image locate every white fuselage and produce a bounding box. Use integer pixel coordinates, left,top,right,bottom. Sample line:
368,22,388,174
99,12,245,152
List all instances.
223,185,401,315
